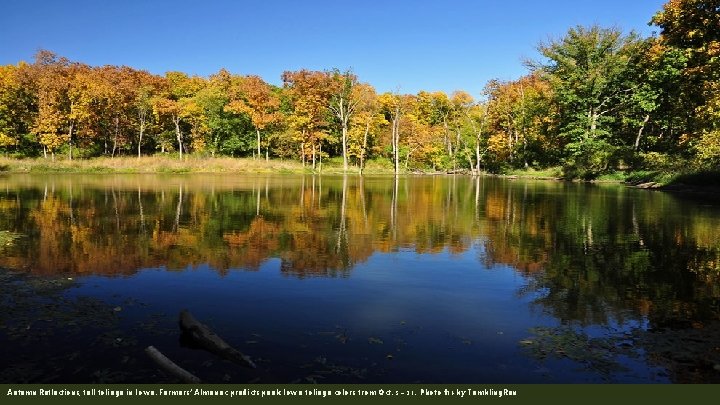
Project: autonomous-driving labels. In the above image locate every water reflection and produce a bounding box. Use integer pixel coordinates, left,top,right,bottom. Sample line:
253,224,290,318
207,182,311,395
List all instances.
0,175,476,277
1,174,720,382
1,174,719,321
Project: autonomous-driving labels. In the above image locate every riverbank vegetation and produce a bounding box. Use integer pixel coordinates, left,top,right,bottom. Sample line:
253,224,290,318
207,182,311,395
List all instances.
0,155,402,175
0,0,718,181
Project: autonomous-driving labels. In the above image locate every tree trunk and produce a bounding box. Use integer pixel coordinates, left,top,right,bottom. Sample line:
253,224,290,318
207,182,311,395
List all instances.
360,120,370,175
137,133,142,157
443,116,452,158
393,108,400,176
634,114,650,151
588,108,598,138
464,147,475,175
138,115,145,158
392,119,398,175
112,117,119,158
405,150,412,170
301,141,305,167
455,128,462,172
342,124,348,172
145,346,201,384
179,310,256,369
331,86,355,173
173,115,183,160
68,122,74,161
256,128,261,160
311,143,316,171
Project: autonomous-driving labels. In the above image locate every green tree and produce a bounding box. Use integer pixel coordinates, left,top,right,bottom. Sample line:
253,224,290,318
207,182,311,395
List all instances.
538,26,645,178
225,75,283,160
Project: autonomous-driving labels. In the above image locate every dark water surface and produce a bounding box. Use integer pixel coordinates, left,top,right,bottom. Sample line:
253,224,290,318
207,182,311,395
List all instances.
0,174,719,383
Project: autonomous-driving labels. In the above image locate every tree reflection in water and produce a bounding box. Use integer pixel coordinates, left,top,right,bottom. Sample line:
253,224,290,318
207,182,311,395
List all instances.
0,174,718,382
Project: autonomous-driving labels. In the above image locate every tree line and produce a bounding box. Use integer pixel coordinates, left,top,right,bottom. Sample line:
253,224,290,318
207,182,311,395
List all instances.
0,0,717,178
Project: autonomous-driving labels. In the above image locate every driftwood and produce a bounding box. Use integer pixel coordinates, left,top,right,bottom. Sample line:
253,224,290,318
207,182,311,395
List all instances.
179,310,256,369
145,345,201,384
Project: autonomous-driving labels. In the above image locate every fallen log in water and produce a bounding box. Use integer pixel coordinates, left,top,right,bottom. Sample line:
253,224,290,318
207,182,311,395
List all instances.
145,345,202,384
179,310,257,369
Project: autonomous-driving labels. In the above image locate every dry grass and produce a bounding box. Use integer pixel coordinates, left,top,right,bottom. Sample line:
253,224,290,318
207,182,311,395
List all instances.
0,156,318,174
0,155,405,175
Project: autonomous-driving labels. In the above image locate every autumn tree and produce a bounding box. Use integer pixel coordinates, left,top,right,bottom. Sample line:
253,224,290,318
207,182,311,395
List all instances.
379,91,405,174
0,62,36,154
31,51,74,160
153,72,205,159
1,11,718,178
225,75,282,160
448,91,475,171
282,70,334,169
328,69,360,172
131,70,161,157
483,74,558,171
652,0,720,167
466,100,490,174
425,91,454,165
407,92,445,169
347,83,385,173
651,0,720,99
62,64,110,160
86,66,136,157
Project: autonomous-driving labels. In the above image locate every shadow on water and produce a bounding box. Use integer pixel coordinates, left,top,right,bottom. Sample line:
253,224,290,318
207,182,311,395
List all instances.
0,174,719,382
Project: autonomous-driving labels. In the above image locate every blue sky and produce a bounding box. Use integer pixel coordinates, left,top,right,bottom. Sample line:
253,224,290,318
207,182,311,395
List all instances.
1,0,666,97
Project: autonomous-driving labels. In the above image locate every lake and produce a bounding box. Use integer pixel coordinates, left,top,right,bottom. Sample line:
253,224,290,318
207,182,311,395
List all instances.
1,173,719,383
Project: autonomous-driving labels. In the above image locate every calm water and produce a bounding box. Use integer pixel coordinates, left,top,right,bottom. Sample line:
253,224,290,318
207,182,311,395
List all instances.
0,174,719,383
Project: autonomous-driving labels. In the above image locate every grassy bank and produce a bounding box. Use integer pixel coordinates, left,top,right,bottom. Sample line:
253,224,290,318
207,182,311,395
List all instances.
2,157,718,194
622,169,720,195
499,166,674,184
0,156,399,175
502,167,564,179
498,166,720,194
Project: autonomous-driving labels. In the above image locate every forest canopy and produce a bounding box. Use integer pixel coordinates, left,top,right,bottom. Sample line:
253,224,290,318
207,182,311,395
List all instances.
0,0,718,178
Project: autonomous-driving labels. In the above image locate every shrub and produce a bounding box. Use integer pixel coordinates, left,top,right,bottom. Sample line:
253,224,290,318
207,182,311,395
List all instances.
695,130,720,168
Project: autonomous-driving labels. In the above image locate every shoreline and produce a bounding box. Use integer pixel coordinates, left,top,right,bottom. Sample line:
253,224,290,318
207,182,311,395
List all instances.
1,156,718,196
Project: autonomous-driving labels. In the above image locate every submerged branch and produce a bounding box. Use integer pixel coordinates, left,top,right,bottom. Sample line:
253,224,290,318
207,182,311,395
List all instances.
179,310,256,369
145,345,202,384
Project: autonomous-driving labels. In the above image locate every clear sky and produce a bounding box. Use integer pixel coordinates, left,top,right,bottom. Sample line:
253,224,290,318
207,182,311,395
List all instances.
1,0,666,97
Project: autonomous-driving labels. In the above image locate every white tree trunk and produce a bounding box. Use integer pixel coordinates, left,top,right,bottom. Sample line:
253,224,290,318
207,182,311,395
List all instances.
174,115,183,160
